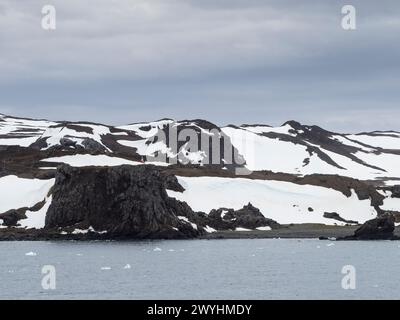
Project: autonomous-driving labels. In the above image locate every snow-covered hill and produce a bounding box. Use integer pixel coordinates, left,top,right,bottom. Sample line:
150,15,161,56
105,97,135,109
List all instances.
223,121,400,183
2,114,400,183
1,113,400,231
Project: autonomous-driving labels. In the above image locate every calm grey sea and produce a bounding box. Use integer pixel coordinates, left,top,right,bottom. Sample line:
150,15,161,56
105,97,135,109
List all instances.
0,239,399,299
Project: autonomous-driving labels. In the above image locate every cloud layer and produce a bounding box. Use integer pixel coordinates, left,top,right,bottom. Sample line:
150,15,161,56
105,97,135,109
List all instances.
0,0,399,132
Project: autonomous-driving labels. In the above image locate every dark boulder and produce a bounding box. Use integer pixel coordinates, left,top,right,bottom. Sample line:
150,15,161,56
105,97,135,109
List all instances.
338,214,398,240
230,203,280,230
81,138,107,153
204,203,280,231
0,208,27,227
45,164,201,239
390,185,400,198
60,138,77,148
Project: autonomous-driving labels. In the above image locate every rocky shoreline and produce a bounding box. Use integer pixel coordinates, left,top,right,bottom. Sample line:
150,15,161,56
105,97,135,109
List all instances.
2,224,400,241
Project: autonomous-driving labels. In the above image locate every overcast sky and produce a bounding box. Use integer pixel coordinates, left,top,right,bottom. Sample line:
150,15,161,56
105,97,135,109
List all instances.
0,0,399,132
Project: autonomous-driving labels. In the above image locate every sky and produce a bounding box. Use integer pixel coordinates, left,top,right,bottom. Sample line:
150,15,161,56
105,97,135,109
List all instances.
0,0,399,132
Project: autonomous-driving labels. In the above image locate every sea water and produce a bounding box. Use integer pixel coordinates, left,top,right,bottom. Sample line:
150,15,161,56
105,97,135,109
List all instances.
0,239,398,299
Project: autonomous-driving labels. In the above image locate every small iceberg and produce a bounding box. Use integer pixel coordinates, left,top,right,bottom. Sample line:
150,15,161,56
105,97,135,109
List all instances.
25,252,37,256
153,247,162,252
101,267,111,270
123,264,131,269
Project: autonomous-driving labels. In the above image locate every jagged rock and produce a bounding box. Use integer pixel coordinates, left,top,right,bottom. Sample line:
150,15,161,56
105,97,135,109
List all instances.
29,199,46,212
338,214,398,240
164,174,185,192
195,203,280,231
0,208,27,226
230,203,280,229
139,125,152,131
81,138,107,153
45,164,201,239
323,212,358,225
390,185,400,198
60,138,77,148
356,189,370,201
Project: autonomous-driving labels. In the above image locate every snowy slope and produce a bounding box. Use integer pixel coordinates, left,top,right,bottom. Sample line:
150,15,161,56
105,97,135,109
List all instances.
117,119,223,165
167,176,377,225
3,113,400,185
222,123,400,183
40,123,112,151
0,114,56,147
0,176,54,213
0,114,125,151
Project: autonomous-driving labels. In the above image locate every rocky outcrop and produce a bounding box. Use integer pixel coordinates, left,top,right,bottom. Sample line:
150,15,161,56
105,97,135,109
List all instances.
0,199,46,227
0,208,26,227
389,185,400,198
45,164,201,239
175,202,280,231
338,214,399,240
323,212,358,225
59,138,77,148
206,203,280,230
81,138,107,153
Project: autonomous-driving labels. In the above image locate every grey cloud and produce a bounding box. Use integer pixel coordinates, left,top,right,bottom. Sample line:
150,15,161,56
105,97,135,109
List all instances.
0,0,399,132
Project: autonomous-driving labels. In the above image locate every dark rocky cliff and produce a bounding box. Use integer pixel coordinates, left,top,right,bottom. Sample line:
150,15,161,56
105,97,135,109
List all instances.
45,165,201,239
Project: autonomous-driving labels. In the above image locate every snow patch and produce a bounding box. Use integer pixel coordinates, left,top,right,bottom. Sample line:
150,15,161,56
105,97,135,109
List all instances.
235,227,252,231
256,226,272,231
177,216,198,230
42,154,142,167
0,176,54,214
204,225,217,233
